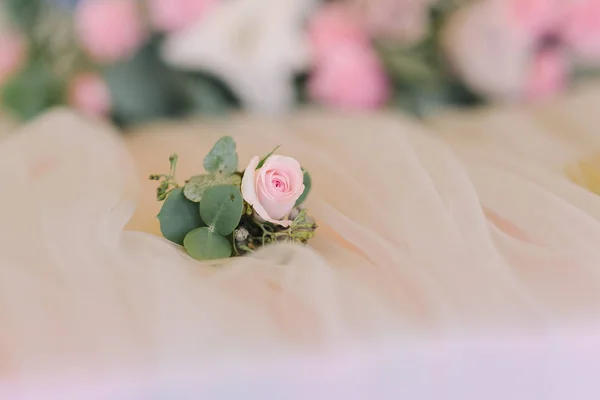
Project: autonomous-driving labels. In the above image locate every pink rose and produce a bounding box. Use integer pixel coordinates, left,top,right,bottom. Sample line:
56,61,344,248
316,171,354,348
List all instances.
241,154,305,227
149,0,217,33
308,43,390,110
75,0,146,63
0,32,26,85
68,73,111,118
308,3,370,63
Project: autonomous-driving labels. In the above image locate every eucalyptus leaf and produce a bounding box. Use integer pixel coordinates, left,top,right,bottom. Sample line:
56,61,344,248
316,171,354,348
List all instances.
225,173,242,186
184,227,232,261
203,136,238,175
183,175,215,203
199,185,243,236
157,188,205,245
183,174,241,203
295,170,312,207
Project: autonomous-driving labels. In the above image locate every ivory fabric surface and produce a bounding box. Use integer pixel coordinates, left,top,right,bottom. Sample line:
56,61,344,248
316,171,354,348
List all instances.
2,84,600,398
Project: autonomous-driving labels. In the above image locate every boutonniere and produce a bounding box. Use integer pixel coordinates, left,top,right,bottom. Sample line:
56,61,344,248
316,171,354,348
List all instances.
150,137,316,260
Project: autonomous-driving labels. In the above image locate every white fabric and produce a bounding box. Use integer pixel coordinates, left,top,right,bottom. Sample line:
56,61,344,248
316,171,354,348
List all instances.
1,89,600,398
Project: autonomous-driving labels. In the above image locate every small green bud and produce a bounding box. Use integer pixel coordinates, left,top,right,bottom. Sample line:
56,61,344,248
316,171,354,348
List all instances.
292,229,315,241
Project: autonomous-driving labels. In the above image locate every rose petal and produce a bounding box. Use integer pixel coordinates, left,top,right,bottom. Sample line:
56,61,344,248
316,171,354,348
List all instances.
257,192,296,220
263,155,305,200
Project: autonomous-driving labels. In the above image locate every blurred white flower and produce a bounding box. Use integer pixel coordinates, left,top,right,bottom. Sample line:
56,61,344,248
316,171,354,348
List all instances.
443,1,532,102
161,0,318,114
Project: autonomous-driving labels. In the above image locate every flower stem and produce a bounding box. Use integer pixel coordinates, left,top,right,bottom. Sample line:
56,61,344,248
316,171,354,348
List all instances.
238,245,254,253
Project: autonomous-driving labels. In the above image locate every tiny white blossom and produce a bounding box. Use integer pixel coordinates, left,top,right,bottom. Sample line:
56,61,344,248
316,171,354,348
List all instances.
234,228,249,242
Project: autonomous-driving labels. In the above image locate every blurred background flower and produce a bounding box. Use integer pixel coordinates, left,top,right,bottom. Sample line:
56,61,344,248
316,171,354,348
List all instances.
307,2,389,110
0,0,599,126
309,42,390,110
308,2,369,62
0,31,27,85
149,0,218,33
75,0,146,63
44,0,83,10
68,72,111,118
351,0,437,45
444,0,600,102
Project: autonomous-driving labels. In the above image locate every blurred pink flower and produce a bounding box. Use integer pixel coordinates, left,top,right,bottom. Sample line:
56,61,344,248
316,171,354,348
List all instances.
443,0,600,102
308,43,390,110
0,32,26,85
149,0,217,33
352,0,436,44
75,0,146,63
68,73,111,118
308,3,370,63
563,0,600,61
525,49,568,101
505,0,557,37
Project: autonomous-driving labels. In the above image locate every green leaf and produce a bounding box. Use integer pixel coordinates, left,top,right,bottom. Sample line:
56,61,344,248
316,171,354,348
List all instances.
1,60,64,121
256,145,281,169
183,227,232,261
203,136,238,175
295,170,312,207
157,188,205,245
183,175,215,203
225,173,242,186
183,174,241,203
3,0,43,32
103,39,187,126
199,185,243,236
387,53,440,85
182,75,234,115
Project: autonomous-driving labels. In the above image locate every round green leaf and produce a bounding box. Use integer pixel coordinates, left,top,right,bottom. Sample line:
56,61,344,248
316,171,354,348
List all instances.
295,170,312,207
183,175,215,203
183,227,232,261
203,136,238,175
183,173,242,203
157,188,205,245
199,185,243,235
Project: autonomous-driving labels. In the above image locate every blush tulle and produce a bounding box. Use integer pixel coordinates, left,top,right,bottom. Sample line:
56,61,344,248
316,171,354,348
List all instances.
3,83,600,397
